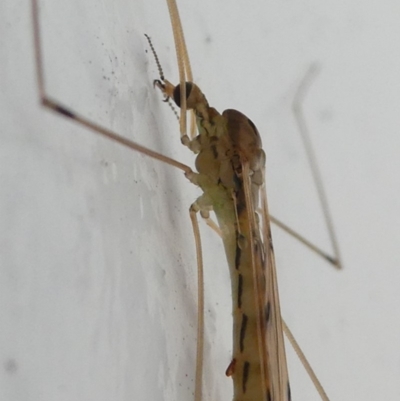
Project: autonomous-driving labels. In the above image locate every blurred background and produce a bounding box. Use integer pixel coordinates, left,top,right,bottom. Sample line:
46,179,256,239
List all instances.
1,0,400,400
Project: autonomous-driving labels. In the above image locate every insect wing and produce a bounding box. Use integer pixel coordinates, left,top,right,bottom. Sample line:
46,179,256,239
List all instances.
241,159,291,401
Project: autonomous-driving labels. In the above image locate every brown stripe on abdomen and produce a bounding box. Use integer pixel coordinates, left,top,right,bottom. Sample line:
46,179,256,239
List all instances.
239,314,248,352
237,274,243,308
242,361,250,393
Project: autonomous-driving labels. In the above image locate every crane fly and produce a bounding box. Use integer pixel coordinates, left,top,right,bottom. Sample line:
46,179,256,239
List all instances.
31,0,341,400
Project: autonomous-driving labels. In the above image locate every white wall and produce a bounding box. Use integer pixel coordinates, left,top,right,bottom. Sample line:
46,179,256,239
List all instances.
1,0,400,400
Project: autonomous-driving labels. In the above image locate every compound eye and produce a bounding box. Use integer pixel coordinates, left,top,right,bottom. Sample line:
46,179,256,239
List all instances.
173,82,193,108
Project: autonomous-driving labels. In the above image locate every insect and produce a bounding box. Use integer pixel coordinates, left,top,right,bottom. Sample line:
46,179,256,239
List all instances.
31,0,340,400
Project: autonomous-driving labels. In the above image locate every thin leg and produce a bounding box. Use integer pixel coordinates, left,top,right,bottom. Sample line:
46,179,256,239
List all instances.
283,320,330,401
269,214,339,267
189,202,205,401
31,0,192,175
292,64,342,269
